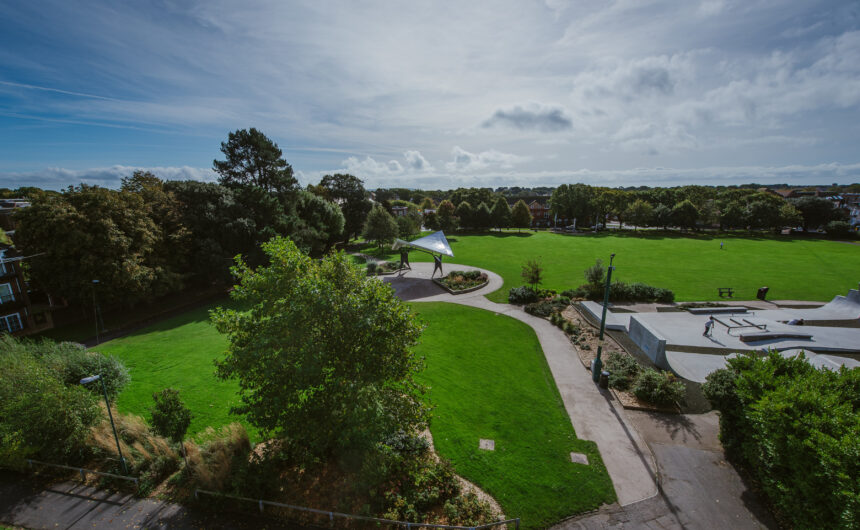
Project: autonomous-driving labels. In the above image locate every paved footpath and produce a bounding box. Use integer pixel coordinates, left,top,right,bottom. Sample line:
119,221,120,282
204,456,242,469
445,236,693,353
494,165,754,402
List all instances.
385,263,659,506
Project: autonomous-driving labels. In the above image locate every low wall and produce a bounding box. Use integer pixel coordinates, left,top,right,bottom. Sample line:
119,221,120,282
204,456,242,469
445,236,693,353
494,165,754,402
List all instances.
628,316,669,369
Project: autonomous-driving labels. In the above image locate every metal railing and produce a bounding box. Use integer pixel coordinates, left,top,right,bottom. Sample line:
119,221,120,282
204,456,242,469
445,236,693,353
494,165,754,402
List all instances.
26,459,139,486
194,489,519,530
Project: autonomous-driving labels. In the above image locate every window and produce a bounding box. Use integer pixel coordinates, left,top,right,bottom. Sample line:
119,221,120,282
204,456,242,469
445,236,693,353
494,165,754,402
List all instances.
0,250,6,275
0,313,22,333
0,283,13,304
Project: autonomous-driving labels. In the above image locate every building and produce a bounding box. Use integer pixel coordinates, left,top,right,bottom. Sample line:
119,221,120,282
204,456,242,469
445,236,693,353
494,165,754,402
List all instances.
0,245,57,336
390,205,409,217
0,198,30,232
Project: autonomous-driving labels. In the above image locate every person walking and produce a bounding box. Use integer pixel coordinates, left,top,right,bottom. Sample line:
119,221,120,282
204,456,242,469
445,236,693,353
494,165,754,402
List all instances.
720,241,724,250
703,316,715,337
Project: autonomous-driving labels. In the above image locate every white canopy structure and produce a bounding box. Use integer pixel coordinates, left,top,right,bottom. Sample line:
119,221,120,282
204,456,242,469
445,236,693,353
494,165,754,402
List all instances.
392,231,454,257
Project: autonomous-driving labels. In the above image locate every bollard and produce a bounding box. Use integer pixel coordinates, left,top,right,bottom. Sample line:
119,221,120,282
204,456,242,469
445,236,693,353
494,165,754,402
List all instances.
259,499,264,513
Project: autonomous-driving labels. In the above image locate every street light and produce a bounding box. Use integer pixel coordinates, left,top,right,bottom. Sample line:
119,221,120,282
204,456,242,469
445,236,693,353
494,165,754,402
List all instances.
80,374,128,474
592,253,616,383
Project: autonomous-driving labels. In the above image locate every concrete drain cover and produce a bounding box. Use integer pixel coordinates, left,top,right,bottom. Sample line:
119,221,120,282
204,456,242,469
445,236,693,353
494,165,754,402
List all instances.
570,452,589,465
479,439,495,451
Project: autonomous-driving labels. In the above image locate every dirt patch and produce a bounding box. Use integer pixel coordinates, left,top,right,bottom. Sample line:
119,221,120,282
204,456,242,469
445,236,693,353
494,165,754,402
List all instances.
560,306,624,370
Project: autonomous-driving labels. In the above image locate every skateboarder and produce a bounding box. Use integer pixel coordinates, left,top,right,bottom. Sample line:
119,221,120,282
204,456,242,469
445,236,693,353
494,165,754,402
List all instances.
703,316,715,337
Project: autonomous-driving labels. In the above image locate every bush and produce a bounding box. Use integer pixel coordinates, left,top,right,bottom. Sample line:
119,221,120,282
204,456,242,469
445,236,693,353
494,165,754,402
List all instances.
443,492,495,526
149,388,192,443
508,285,539,304
0,349,101,465
609,281,675,303
440,270,488,291
366,262,378,275
703,352,860,529
825,220,853,238
603,352,641,391
632,369,684,406
524,298,569,318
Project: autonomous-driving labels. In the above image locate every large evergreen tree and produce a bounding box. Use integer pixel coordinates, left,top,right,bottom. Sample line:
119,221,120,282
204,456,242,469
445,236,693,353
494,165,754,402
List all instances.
319,174,373,243
213,128,298,193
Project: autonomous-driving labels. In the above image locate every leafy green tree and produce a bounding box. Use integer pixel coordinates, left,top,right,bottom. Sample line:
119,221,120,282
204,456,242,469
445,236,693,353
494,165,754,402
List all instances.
747,200,782,231
15,185,169,307
624,199,654,230
362,204,399,250
521,259,543,293
423,211,439,231
473,202,491,231
211,238,427,461
419,197,435,211
551,184,596,227
454,201,474,230
437,200,458,233
491,197,511,231
448,187,498,208
396,215,419,238
213,128,298,193
671,199,699,230
293,190,345,256
511,200,532,232
319,174,373,243
779,203,803,228
791,196,843,231
150,388,192,443
652,204,673,229
720,201,748,230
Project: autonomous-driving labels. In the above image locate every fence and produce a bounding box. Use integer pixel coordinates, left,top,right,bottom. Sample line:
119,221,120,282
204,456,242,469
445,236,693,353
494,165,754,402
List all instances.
195,489,519,530
26,459,139,486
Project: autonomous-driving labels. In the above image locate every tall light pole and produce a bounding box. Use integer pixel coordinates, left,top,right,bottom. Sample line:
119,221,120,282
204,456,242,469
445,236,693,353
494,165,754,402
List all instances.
91,279,101,344
81,374,128,474
592,253,616,382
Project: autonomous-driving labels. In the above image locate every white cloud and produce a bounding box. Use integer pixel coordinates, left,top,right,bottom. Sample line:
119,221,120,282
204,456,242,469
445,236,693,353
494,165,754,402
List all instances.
0,165,216,190
482,102,573,132
445,146,530,172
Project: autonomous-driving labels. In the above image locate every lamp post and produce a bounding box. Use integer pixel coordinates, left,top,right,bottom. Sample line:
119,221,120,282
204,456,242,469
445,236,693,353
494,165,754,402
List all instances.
592,253,616,382
91,280,101,345
80,374,128,474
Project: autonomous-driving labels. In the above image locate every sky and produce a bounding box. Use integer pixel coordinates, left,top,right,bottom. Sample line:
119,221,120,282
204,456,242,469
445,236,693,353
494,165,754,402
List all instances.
1,0,859,191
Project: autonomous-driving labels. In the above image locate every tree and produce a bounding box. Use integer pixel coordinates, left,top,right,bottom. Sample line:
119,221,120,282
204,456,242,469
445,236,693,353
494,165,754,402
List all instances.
779,203,803,229
720,201,748,230
293,190,345,256
319,174,373,243
437,200,458,233
473,202,491,231
624,199,654,230
211,238,427,461
792,197,842,231
213,128,298,193
511,200,532,232
521,259,543,293
491,197,512,231
454,201,474,230
396,215,419,238
423,211,439,231
747,200,782,231
652,204,673,230
14,185,169,307
671,199,699,230
362,204,398,250
419,197,435,211
551,184,596,227
150,388,192,460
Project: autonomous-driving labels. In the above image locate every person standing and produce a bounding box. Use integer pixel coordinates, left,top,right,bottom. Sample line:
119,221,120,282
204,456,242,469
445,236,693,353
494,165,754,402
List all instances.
720,241,724,250
703,316,715,337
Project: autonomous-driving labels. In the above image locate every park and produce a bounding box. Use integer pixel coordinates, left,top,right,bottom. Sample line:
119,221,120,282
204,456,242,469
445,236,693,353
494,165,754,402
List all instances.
82,228,859,528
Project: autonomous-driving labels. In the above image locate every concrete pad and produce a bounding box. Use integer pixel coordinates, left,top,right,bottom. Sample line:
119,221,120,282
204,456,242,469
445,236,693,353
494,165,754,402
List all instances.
570,452,589,465
479,439,495,451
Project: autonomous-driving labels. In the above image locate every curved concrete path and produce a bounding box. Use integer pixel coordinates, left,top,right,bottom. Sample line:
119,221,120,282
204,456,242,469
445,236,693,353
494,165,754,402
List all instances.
383,263,658,507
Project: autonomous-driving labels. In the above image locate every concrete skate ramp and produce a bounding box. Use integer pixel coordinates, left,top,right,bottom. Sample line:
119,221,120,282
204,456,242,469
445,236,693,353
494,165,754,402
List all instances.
579,301,631,331
757,289,860,322
629,315,668,369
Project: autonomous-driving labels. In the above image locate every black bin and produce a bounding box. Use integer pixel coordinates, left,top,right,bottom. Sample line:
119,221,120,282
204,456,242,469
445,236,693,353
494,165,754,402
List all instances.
757,286,769,300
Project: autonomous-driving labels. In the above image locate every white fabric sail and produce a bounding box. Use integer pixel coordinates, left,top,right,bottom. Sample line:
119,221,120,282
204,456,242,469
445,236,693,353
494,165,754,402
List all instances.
392,231,454,257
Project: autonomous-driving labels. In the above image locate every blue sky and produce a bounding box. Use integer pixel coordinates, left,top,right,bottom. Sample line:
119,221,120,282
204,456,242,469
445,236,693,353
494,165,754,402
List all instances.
1,0,859,190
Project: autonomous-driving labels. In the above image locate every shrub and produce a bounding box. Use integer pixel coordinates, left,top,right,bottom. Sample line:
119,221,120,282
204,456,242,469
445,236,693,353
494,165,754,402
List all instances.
703,352,860,529
632,369,684,406
825,220,853,238
440,270,488,291
562,287,588,299
443,492,495,526
524,298,569,318
149,388,192,443
367,262,378,275
562,321,579,336
584,259,605,287
186,423,251,491
603,352,641,391
0,349,101,465
508,285,539,304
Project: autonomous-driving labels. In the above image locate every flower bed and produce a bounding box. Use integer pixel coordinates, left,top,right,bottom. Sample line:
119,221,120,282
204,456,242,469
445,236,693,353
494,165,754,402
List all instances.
434,270,489,294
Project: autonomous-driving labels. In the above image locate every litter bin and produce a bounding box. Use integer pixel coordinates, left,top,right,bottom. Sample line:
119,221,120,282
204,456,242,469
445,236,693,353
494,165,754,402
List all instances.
757,286,769,301
599,371,610,389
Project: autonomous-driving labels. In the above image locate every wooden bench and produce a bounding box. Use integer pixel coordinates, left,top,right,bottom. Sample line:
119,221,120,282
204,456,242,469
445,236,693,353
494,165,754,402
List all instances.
718,287,734,298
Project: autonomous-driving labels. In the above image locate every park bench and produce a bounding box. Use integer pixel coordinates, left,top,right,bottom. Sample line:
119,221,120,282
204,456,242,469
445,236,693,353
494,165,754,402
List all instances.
718,287,734,298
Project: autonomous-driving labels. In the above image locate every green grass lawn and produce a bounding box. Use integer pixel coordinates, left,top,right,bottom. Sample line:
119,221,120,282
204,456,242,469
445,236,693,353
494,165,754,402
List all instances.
409,302,615,528
92,303,258,441
358,231,860,303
